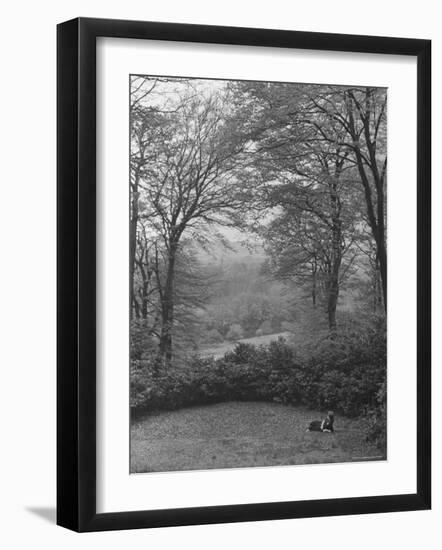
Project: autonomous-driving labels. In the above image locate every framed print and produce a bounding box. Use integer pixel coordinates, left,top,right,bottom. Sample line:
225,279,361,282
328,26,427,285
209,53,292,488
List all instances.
57,17,431,532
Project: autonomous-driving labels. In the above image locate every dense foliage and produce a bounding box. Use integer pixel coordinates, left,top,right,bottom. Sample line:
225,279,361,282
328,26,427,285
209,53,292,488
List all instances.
131,317,386,450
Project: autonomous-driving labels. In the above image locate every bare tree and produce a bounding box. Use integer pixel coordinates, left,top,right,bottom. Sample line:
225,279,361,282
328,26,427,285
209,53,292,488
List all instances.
132,81,247,364
303,86,387,310
230,81,363,331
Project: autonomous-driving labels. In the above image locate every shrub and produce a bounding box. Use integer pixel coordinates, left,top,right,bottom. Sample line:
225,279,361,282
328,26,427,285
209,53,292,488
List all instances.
257,320,272,335
366,380,387,452
131,317,386,446
205,328,224,344
224,342,258,364
226,323,244,341
130,319,157,360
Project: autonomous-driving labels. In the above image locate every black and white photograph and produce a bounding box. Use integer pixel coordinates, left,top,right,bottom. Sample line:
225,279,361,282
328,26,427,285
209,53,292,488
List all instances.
129,75,387,473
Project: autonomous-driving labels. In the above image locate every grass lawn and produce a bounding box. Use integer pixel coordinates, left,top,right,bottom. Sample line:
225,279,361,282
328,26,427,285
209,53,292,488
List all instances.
130,401,385,473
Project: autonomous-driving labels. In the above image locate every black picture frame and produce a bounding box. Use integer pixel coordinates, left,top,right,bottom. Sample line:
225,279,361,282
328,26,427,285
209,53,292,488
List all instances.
57,17,431,532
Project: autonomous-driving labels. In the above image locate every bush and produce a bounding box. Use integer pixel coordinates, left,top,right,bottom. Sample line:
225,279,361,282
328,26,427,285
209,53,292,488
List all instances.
130,319,157,360
226,323,244,341
366,380,387,452
257,320,272,335
131,319,386,433
205,328,224,344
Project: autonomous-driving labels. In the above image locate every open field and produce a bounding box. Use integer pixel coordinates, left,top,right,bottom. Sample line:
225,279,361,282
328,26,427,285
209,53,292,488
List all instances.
130,401,384,473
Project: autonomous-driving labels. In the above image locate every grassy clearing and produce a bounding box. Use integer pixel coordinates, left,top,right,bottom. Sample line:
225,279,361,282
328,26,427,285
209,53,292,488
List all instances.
130,401,384,473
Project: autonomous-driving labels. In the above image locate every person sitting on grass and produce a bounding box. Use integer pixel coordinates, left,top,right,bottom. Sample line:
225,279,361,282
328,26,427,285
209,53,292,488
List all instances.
306,411,335,432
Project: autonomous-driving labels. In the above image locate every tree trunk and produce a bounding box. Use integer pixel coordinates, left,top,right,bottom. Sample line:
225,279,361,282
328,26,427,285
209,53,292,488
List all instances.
132,296,140,319
141,278,149,319
327,173,343,334
158,242,178,365
312,275,317,307
129,186,139,320
346,90,387,312
327,228,342,333
376,218,387,312
327,267,340,333
136,253,150,320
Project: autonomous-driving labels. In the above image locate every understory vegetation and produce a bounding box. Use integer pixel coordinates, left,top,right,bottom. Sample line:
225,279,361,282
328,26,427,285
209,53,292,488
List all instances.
131,315,386,451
